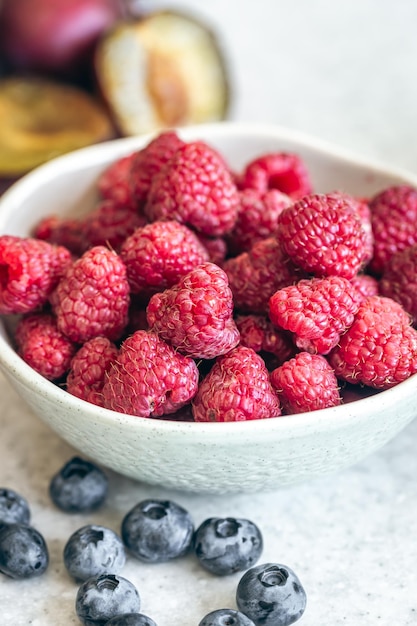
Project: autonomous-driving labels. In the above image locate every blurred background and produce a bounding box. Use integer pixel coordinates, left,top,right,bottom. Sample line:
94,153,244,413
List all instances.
1,0,417,187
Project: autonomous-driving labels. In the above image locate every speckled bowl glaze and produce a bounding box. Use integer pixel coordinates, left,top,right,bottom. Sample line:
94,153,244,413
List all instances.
1,122,417,494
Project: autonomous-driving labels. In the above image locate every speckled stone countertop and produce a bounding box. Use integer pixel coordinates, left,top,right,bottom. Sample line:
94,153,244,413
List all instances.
2,1,417,624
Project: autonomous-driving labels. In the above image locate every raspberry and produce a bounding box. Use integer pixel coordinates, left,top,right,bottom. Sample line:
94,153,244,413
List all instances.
276,192,369,279
269,276,362,354
33,215,86,256
195,234,228,266
0,235,72,314
145,141,239,237
15,313,76,380
328,295,417,389
350,273,379,300
146,262,240,359
227,188,292,254
83,200,147,252
102,330,199,417
66,337,119,406
129,131,185,206
192,345,281,422
235,314,295,367
120,221,209,295
223,237,303,314
270,351,341,414
368,185,417,275
98,152,137,210
379,244,417,324
240,152,313,199
50,246,130,343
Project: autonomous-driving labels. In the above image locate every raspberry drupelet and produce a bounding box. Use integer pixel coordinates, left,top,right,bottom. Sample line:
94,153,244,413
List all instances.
102,330,199,417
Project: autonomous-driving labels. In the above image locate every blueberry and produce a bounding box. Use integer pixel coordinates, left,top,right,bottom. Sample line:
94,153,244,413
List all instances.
76,574,141,626
194,517,263,576
199,608,255,626
49,456,108,512
104,613,158,625
64,524,126,581
0,522,49,579
236,563,307,626
0,488,30,524
121,499,194,563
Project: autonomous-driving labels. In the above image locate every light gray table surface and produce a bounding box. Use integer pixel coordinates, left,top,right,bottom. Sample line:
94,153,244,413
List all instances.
1,1,417,624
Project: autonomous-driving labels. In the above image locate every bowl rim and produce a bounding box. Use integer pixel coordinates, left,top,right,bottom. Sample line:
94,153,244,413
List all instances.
1,120,417,441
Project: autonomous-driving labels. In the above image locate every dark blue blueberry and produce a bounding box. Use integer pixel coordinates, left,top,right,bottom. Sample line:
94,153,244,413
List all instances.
49,456,108,512
194,517,263,576
104,613,157,625
121,499,194,563
199,608,255,626
64,524,126,581
0,488,30,525
76,574,141,626
0,522,49,579
236,562,307,626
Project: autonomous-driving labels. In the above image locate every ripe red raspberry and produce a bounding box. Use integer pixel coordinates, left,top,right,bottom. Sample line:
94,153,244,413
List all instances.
66,337,119,407
192,345,281,422
120,221,209,295
145,141,239,237
0,235,72,314
235,314,295,367
102,330,199,417
146,262,240,359
227,188,292,254
15,313,76,380
328,295,417,389
270,351,341,414
276,192,369,279
223,237,303,314
269,276,362,354
368,185,417,275
50,246,130,343
240,152,313,200
129,131,185,206
83,200,147,252
379,244,417,324
98,152,137,210
33,215,86,256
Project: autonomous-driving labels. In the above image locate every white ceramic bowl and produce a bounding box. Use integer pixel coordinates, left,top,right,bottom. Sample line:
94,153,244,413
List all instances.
1,122,417,495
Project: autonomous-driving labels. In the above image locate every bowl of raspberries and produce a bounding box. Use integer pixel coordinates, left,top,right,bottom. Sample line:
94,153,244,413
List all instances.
1,122,417,494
